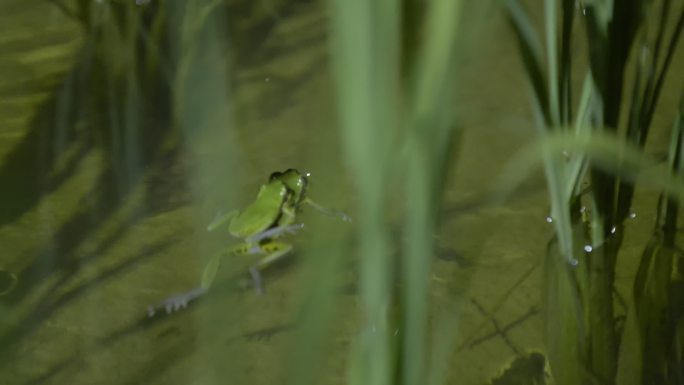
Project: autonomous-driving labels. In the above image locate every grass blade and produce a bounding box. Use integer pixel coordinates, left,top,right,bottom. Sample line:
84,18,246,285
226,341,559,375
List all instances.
545,0,560,126
490,130,684,210
403,1,463,383
328,1,400,385
505,0,550,125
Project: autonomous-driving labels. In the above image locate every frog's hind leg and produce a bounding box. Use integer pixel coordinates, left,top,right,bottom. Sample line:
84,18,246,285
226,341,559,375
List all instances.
200,242,256,290
249,242,293,295
201,241,293,295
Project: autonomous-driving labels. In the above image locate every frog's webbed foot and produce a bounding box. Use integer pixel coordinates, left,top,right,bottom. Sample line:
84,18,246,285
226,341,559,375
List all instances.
147,287,208,317
246,223,304,243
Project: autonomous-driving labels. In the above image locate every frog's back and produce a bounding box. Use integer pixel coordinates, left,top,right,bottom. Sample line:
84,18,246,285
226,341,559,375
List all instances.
228,182,287,238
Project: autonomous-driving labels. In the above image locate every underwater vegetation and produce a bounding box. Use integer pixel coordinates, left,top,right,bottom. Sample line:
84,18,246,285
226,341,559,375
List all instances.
0,0,682,384
504,0,684,384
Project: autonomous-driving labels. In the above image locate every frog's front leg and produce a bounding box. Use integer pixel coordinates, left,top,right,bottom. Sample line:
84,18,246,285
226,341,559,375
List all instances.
303,198,352,222
245,223,304,243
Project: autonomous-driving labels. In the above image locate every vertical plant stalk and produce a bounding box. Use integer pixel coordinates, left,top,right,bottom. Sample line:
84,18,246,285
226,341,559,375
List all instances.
545,0,561,127
401,2,462,385
629,95,684,384
503,1,664,384
505,0,578,267
559,0,574,124
328,1,399,385
615,3,684,223
579,2,646,383
586,3,683,381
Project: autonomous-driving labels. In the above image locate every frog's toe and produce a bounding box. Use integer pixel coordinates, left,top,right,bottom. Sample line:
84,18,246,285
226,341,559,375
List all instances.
148,287,207,317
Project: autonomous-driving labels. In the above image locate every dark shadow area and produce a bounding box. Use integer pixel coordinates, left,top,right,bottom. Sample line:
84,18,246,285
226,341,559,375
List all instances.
1,1,330,383
21,258,260,385
0,0,194,299
0,6,187,382
226,0,319,67
24,281,189,385
0,71,87,227
0,238,175,377
20,246,351,384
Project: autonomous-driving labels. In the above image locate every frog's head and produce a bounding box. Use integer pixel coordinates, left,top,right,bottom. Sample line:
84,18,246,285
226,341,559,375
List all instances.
269,169,309,205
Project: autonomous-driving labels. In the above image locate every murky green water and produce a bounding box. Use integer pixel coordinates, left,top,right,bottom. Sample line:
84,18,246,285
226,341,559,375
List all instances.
1,1,682,385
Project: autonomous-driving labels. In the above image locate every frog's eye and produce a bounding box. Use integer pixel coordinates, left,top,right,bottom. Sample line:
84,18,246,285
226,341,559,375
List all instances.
299,176,309,191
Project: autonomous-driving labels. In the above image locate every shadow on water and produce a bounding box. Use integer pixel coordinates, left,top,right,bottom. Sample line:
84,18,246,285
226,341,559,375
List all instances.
0,73,89,228
0,0,188,373
0,1,329,383
0,56,180,295
23,308,195,385
22,308,179,385
20,259,289,385
226,0,321,67
0,238,176,379
18,248,336,384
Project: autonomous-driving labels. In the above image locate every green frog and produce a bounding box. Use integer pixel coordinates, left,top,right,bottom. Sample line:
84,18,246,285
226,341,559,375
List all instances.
148,169,349,317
